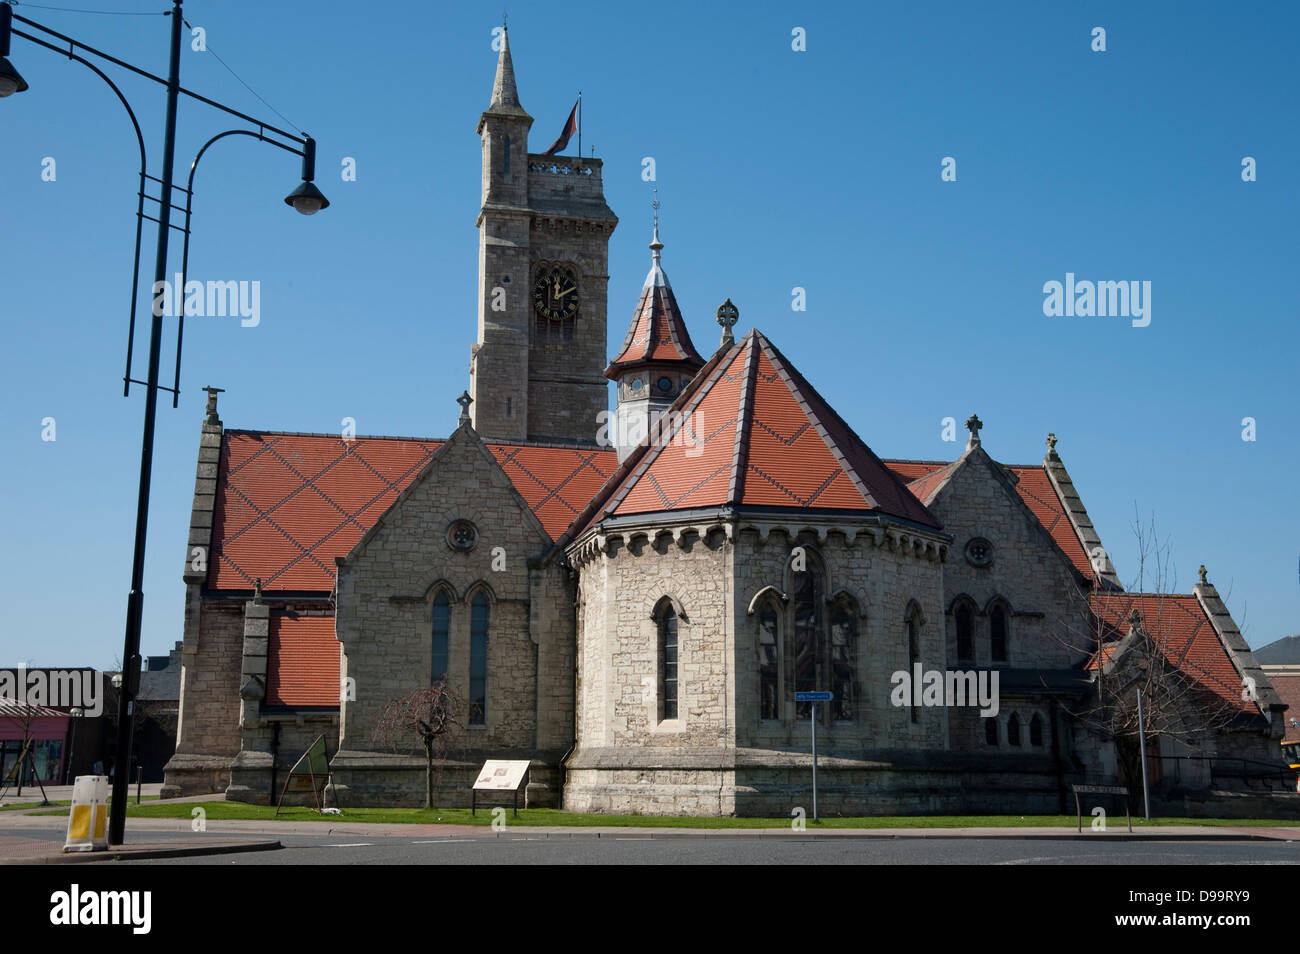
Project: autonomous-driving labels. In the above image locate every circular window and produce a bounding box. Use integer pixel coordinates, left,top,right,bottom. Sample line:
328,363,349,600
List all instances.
630,377,644,393
657,376,673,392
447,519,478,552
964,537,993,568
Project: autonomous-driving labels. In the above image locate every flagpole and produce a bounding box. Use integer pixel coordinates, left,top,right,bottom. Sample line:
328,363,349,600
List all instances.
577,90,582,158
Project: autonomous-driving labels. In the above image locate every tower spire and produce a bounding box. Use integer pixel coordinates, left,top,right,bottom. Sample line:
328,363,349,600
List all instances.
484,23,530,120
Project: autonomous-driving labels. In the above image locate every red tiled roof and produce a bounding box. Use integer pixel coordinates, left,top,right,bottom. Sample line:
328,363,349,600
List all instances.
906,462,958,507
488,444,617,537
605,239,704,375
1088,592,1259,712
584,330,939,530
209,431,616,592
883,459,1096,580
266,615,339,707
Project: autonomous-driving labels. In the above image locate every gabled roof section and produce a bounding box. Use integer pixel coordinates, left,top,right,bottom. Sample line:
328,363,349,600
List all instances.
605,227,705,377
1089,592,1261,713
208,430,615,592
582,330,939,530
884,458,1098,579
906,461,959,506
1043,437,1121,588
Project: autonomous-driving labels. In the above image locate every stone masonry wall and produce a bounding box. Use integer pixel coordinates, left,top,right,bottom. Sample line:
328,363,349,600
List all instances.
930,449,1094,674
332,426,565,805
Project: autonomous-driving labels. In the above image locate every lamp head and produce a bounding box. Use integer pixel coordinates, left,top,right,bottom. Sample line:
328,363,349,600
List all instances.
284,179,329,216
0,56,26,97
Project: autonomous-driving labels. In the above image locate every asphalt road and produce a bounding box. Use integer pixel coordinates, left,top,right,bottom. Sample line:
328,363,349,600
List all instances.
9,827,1300,865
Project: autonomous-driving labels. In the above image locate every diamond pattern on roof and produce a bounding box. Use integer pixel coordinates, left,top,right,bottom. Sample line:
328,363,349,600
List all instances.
209,431,616,592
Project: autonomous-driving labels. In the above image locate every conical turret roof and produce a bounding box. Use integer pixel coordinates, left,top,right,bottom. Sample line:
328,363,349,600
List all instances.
605,226,705,378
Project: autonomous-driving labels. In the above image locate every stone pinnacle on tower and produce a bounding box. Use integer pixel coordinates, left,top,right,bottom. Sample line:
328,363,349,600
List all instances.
484,24,531,121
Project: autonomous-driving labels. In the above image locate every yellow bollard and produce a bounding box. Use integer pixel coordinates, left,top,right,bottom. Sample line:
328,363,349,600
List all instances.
63,775,109,852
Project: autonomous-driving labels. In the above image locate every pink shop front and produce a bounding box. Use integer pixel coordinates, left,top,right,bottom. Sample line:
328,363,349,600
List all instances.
0,700,71,786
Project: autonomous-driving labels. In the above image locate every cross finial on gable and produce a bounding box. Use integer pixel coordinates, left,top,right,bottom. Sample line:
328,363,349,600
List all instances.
716,298,739,349
965,413,982,451
1198,564,1208,584
457,390,473,426
1046,432,1057,451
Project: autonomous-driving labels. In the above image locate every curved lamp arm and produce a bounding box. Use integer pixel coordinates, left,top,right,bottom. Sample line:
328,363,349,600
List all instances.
13,26,149,397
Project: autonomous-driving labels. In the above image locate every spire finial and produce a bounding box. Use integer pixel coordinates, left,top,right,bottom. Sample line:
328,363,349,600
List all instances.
253,578,264,604
457,390,474,426
650,187,663,259
716,298,739,349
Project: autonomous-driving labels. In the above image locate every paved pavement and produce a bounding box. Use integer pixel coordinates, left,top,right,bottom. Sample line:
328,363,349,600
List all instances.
0,783,168,807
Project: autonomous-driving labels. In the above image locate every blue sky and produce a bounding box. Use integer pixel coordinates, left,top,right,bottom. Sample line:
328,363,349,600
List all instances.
2,0,1296,668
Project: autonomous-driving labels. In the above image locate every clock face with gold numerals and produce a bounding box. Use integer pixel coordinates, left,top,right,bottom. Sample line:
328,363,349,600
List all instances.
533,267,580,321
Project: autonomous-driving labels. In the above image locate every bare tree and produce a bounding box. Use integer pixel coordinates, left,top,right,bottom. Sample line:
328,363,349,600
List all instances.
371,681,466,809
1057,507,1254,792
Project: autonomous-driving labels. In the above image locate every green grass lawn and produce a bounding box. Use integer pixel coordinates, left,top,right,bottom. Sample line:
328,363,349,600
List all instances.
19,800,1299,829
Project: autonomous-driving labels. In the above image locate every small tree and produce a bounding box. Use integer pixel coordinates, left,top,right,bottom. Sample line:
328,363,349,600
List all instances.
372,681,466,809
1058,508,1253,792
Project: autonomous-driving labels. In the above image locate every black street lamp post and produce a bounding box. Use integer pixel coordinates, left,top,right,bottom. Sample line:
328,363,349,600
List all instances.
2,0,329,845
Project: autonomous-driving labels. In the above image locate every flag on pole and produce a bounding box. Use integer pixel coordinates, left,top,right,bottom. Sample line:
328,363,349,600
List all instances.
542,100,579,156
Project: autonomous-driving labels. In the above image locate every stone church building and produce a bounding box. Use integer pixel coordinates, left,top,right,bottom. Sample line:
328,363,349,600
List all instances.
162,30,1291,816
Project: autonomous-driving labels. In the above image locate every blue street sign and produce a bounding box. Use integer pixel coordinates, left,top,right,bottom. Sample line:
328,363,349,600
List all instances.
795,691,833,702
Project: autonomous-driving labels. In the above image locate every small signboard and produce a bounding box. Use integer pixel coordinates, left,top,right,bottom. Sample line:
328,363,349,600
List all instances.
472,759,531,817
795,691,833,702
1070,782,1133,832
275,734,331,815
473,759,530,791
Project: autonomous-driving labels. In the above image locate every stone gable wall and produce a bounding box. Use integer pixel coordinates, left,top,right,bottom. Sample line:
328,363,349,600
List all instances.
336,432,553,756
930,454,1093,672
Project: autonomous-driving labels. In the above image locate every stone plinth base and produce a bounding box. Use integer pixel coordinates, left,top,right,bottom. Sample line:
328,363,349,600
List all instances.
161,752,233,798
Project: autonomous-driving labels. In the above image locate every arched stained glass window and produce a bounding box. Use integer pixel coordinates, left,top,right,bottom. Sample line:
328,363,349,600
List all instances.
830,600,857,721
1030,713,1044,747
1008,711,1021,746
956,602,974,663
469,591,489,725
906,605,922,724
758,604,779,721
431,591,450,683
991,604,1008,662
791,561,823,721
660,606,678,720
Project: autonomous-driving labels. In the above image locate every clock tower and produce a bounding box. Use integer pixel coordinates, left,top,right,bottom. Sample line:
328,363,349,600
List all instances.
469,28,618,444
